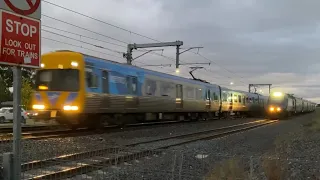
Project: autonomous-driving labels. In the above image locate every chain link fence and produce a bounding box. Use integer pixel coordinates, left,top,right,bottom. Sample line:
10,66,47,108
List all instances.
0,146,317,180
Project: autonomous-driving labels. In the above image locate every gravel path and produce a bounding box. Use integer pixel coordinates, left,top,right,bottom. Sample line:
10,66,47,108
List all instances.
65,113,320,180
0,118,259,165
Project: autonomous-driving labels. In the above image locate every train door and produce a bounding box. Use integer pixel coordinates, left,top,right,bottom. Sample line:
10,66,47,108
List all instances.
176,84,183,108
218,86,222,113
229,93,233,112
206,89,211,110
102,70,109,93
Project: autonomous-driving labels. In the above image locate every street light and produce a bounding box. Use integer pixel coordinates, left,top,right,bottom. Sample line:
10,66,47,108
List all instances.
175,68,180,74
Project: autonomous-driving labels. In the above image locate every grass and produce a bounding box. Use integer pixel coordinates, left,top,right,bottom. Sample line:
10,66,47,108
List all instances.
205,157,288,180
262,158,287,180
305,108,320,132
205,158,248,180
204,111,320,179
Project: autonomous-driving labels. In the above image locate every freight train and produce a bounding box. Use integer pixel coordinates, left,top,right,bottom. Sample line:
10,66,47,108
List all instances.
31,50,316,129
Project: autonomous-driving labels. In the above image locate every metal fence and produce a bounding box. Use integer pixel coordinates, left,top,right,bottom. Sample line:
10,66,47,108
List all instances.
0,145,318,180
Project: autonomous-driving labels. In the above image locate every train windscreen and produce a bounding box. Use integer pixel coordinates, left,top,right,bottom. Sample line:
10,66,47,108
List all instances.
35,69,80,91
268,96,285,105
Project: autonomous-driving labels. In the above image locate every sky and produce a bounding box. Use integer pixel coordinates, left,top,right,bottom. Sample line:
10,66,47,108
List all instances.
39,0,320,103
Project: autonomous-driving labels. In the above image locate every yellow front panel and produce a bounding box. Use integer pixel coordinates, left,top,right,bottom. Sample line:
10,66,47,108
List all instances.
31,51,86,112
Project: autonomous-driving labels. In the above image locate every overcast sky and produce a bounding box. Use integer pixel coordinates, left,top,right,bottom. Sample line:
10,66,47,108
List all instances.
41,0,320,103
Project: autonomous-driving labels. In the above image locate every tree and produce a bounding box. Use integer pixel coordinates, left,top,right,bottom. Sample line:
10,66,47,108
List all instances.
0,77,12,103
0,65,35,88
21,77,33,110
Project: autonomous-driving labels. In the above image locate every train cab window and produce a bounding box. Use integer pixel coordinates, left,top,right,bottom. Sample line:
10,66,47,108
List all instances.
243,96,246,105
127,76,138,95
35,69,80,91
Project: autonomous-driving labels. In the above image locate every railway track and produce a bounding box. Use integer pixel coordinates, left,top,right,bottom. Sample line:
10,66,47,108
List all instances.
0,125,62,134
16,119,277,179
0,117,239,143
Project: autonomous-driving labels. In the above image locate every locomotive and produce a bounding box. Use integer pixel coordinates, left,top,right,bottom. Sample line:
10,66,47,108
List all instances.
267,91,316,119
31,50,316,128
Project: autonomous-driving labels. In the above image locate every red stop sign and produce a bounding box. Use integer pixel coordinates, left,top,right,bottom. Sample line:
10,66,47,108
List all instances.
0,11,40,68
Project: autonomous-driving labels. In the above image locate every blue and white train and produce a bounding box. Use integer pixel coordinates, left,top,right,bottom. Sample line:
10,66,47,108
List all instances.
31,50,315,128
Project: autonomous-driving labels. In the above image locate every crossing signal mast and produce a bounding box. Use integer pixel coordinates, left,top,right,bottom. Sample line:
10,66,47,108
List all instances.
249,84,272,94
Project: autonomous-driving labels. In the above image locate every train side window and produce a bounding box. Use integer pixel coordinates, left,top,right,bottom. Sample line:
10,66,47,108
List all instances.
234,94,238,103
243,96,246,105
160,82,171,97
196,88,202,100
86,72,98,88
238,95,241,103
127,76,138,95
186,87,195,99
222,92,227,102
145,79,156,96
206,89,211,100
227,93,231,102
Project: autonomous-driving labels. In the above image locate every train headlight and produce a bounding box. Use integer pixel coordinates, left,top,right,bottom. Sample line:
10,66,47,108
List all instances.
277,107,281,111
269,107,274,112
63,105,79,111
33,104,45,110
71,61,78,67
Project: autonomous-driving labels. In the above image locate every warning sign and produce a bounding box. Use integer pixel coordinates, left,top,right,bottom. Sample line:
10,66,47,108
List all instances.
0,10,40,68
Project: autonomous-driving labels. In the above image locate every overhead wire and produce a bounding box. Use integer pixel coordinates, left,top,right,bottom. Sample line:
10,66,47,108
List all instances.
41,15,177,63
42,1,247,85
43,33,236,86
42,25,126,48
42,22,237,84
42,0,161,42
42,29,123,54
42,37,123,59
196,53,247,84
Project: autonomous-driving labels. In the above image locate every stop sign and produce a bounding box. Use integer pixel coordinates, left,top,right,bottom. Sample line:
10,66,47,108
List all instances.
0,10,40,68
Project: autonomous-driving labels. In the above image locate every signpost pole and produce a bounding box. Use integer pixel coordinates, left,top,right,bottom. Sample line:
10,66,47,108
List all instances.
12,66,22,180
